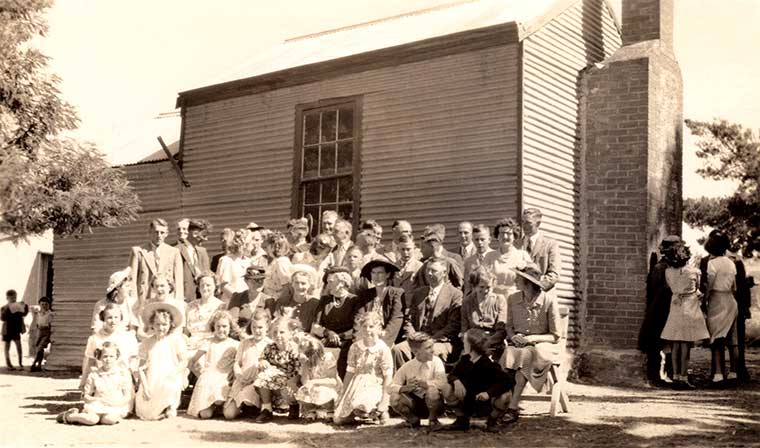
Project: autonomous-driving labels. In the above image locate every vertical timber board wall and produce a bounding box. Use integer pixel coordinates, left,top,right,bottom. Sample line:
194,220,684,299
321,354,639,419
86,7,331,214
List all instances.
521,0,621,345
50,161,182,367
182,43,520,253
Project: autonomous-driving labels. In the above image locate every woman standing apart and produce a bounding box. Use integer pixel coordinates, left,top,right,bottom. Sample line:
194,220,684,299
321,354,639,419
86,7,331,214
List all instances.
701,230,738,384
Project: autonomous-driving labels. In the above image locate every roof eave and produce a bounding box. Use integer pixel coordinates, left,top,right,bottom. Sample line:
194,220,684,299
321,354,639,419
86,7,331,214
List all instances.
176,21,520,109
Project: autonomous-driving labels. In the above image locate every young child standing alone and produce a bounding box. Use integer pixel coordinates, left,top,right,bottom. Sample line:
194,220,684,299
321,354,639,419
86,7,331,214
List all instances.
2,289,29,370
334,311,393,425
187,310,239,418
57,342,133,425
31,297,53,372
135,302,188,420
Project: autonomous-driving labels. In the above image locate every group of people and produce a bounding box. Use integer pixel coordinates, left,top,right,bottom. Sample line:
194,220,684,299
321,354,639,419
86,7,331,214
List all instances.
51,207,566,431
638,229,754,389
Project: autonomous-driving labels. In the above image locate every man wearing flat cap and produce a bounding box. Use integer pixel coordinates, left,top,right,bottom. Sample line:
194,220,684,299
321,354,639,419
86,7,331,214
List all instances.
413,224,464,289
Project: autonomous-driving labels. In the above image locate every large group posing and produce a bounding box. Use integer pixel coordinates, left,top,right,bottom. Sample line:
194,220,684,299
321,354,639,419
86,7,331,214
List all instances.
51,208,566,431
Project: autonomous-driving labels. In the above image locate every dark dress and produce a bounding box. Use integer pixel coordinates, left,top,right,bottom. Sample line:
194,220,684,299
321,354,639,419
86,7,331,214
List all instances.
357,287,404,346
1,303,29,342
314,294,363,379
266,294,321,334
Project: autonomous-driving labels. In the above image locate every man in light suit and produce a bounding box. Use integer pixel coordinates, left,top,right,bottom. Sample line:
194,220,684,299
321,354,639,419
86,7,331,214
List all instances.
518,208,561,291
129,218,184,304
175,219,211,302
392,259,462,368
327,219,354,268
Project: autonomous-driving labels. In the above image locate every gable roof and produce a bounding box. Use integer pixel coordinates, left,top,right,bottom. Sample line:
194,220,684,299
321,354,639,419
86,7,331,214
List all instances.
177,0,619,108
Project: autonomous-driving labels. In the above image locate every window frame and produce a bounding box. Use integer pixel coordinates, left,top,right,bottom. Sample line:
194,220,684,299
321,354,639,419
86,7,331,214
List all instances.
291,95,362,235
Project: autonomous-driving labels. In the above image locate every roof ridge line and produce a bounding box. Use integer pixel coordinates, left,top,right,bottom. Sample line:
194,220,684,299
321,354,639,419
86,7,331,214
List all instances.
284,0,483,43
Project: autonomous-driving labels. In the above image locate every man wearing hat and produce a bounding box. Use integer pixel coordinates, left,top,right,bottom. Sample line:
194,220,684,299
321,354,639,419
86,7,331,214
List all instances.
129,219,184,304
413,224,464,289
393,258,463,368
176,219,211,302
358,259,405,347
228,265,268,330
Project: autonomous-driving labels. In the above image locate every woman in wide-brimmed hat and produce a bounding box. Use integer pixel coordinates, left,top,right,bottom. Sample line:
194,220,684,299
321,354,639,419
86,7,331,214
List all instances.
500,264,562,425
357,259,404,347
91,267,139,333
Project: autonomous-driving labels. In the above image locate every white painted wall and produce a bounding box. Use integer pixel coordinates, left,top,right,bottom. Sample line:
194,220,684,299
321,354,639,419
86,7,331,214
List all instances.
0,231,53,308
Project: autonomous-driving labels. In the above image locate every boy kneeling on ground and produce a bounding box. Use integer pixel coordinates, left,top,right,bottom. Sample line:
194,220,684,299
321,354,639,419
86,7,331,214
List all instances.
443,329,515,432
389,332,447,430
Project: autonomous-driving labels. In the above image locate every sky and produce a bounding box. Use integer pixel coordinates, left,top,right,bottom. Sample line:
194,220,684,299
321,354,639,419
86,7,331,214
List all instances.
38,0,760,199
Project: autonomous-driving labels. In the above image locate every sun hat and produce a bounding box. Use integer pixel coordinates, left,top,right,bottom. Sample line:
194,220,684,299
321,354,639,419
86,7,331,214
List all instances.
360,259,400,280
511,264,543,288
106,267,132,294
141,301,184,328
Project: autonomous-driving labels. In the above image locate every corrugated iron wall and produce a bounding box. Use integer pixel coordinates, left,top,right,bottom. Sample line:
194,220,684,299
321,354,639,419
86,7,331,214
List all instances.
50,162,182,367
182,43,520,254
520,0,621,345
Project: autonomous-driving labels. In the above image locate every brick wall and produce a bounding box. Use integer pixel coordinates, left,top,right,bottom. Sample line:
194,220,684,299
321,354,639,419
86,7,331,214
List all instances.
579,22,682,348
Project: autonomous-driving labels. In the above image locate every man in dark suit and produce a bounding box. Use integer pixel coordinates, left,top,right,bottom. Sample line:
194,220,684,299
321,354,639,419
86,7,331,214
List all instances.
414,224,464,289
518,208,561,291
175,219,211,302
129,218,184,303
393,258,462,368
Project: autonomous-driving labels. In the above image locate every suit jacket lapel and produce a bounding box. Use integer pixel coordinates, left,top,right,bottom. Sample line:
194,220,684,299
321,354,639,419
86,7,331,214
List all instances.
141,245,158,277
431,285,449,321
415,287,429,329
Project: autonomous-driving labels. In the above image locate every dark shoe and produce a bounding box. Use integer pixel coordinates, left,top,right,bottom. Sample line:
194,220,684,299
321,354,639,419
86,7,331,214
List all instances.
6,365,16,371
502,408,519,425
287,404,300,420
255,409,273,423
427,418,441,431
443,416,470,431
30,365,41,372
56,408,77,424
485,416,501,433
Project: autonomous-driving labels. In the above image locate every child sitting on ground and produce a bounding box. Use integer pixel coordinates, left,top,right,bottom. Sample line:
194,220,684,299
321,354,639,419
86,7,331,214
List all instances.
57,342,133,425
224,310,272,419
135,302,188,420
252,315,302,422
295,335,343,421
187,310,239,418
443,329,516,432
334,310,393,425
389,332,447,430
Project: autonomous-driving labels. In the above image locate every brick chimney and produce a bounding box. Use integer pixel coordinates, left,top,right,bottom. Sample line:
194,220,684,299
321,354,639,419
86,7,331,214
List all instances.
578,0,683,349
622,0,674,48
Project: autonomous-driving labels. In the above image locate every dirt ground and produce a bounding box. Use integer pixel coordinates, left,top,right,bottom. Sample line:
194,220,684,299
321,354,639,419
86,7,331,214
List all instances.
1,347,758,448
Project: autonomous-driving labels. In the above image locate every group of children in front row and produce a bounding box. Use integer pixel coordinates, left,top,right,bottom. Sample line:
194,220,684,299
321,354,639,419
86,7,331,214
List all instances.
58,297,515,432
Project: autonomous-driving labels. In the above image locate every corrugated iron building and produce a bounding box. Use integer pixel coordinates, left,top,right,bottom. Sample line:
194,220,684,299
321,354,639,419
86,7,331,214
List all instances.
51,0,621,367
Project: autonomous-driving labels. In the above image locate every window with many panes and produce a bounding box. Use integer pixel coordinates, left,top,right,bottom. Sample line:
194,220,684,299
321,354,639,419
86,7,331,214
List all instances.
293,98,360,236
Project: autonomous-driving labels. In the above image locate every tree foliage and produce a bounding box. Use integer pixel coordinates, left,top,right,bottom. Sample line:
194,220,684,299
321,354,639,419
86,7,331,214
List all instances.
683,119,760,253
0,0,140,241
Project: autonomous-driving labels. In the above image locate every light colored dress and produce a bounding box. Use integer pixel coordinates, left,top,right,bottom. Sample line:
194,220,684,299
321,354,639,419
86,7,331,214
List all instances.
187,337,239,417
500,291,561,392
482,249,533,297
185,297,225,352
217,255,251,302
91,296,139,332
82,328,139,377
82,366,133,418
334,339,393,420
135,332,188,420
137,296,187,333
227,336,272,408
295,351,343,406
706,256,738,343
661,266,709,342
263,256,292,298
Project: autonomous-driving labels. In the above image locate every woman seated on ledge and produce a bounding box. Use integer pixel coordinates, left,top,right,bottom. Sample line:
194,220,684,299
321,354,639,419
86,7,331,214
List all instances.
500,264,562,424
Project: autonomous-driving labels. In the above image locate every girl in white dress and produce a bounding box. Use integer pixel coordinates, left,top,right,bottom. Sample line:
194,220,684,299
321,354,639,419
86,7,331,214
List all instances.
224,309,272,419
334,310,393,425
57,342,133,425
135,302,188,420
137,274,186,340
295,335,343,421
80,303,139,390
187,310,239,418
660,242,709,388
